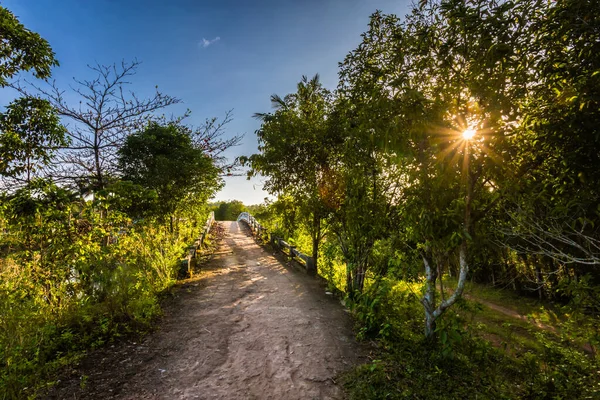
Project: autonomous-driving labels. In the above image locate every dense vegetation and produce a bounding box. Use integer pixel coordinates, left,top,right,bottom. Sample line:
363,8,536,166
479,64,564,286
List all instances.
247,0,600,397
211,200,247,221
2,0,600,398
0,7,238,398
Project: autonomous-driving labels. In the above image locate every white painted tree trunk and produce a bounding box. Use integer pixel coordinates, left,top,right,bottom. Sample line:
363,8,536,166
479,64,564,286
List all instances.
422,243,469,338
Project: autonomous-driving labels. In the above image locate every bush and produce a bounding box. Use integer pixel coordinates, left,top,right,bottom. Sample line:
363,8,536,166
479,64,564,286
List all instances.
0,186,205,399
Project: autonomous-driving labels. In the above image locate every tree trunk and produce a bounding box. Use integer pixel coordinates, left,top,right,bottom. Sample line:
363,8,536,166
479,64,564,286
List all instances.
353,261,367,293
422,244,470,338
94,132,103,190
346,255,368,298
535,265,543,300
309,214,320,276
438,260,445,302
346,261,354,299
422,252,438,338
26,153,31,183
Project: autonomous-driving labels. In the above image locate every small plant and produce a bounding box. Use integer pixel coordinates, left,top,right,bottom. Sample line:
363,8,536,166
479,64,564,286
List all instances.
79,374,89,389
348,280,393,340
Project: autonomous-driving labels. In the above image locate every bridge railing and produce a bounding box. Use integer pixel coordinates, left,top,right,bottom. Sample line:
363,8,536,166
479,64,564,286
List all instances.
237,211,267,239
183,211,215,274
237,212,315,275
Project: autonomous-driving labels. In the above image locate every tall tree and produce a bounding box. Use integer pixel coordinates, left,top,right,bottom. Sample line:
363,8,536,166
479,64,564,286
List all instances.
338,0,539,336
0,6,65,190
249,74,337,274
325,98,399,296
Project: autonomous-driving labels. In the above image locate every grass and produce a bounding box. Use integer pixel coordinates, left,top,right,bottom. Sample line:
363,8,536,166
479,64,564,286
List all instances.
441,277,598,357
341,276,600,399
443,276,551,315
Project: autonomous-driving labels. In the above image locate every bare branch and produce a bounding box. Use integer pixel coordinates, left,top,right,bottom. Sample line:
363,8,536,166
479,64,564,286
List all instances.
496,204,600,266
12,60,181,190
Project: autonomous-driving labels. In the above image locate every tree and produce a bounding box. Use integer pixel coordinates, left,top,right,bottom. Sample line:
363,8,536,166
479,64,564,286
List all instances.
213,200,246,221
0,96,67,186
324,98,399,296
118,122,221,230
18,60,180,191
332,0,600,338
500,204,600,266
185,110,244,176
249,74,336,275
0,6,65,189
0,7,57,87
495,0,600,287
337,0,540,336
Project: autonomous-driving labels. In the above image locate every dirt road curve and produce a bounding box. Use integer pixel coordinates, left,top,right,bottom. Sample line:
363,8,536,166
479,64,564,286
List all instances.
46,221,362,400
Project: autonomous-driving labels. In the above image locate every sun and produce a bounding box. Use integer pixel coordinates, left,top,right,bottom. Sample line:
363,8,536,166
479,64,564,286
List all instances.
462,128,476,140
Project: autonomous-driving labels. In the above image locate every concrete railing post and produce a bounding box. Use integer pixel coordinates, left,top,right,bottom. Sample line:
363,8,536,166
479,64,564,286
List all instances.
306,256,316,276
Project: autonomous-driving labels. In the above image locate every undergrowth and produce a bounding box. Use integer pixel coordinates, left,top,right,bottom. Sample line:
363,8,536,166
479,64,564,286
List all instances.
0,201,214,399
342,278,600,399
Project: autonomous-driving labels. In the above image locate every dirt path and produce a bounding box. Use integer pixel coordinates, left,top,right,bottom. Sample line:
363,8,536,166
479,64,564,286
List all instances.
45,221,363,400
463,294,557,332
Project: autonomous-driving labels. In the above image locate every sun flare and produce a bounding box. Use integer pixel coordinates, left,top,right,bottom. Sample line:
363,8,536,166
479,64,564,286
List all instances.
462,128,476,140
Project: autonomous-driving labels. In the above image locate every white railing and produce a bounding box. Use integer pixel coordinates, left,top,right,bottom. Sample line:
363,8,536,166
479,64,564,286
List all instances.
236,212,316,275
237,212,264,236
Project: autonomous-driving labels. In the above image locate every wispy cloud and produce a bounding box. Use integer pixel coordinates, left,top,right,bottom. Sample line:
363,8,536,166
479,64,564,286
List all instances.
200,36,220,48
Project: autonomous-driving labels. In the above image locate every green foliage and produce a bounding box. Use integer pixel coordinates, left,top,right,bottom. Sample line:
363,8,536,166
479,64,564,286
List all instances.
249,74,338,273
348,280,394,340
0,96,68,183
101,180,159,219
0,181,209,398
319,239,347,292
0,7,58,86
0,5,223,398
0,6,65,188
342,343,507,400
118,122,221,221
342,278,600,399
249,74,334,197
212,200,246,221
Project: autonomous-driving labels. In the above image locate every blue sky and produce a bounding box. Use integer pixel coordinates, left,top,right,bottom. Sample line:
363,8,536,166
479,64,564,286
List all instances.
3,0,410,204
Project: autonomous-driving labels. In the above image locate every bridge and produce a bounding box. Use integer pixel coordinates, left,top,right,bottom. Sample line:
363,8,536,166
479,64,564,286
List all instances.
46,220,362,400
